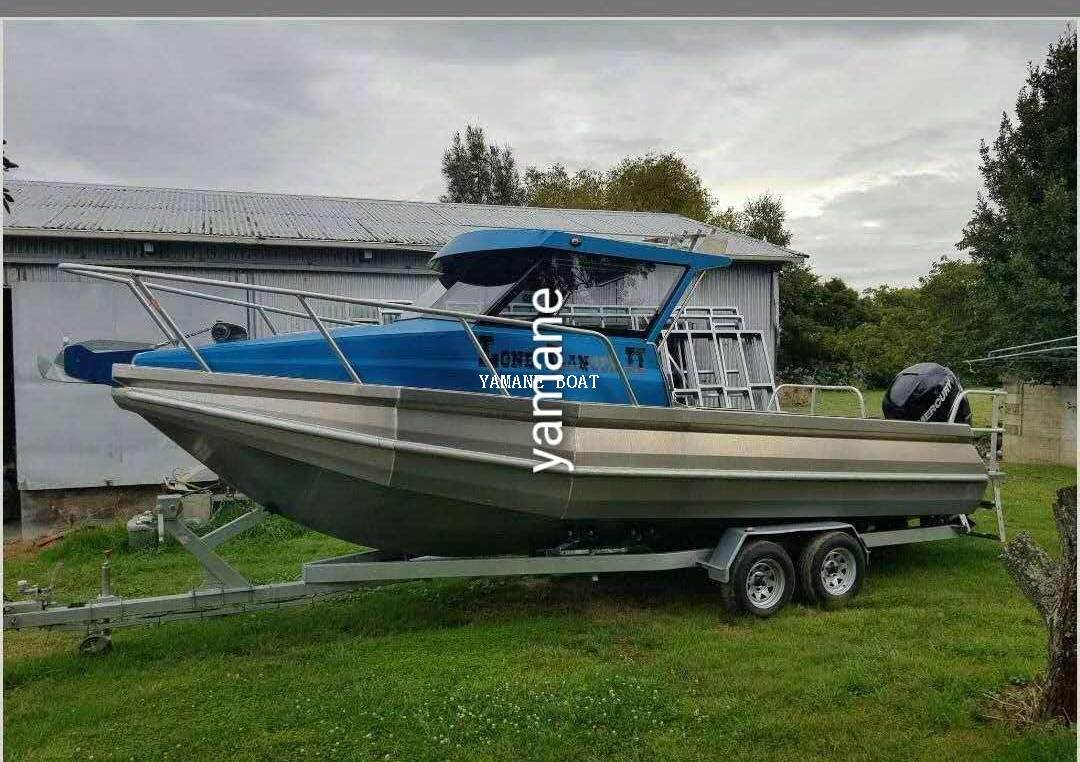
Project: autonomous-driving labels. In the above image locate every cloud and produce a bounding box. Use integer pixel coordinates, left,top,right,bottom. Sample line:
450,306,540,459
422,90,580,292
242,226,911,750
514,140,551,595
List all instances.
3,19,1065,287
789,171,979,288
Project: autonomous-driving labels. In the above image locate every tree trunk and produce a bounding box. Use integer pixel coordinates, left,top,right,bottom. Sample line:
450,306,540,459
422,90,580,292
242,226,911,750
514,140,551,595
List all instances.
1001,485,1076,724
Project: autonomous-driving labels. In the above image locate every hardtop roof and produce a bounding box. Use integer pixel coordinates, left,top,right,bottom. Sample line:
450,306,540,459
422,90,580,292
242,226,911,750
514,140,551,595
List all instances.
432,229,731,271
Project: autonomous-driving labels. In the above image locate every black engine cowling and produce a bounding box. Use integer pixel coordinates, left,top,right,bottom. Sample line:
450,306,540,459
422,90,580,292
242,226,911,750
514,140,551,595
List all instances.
882,362,971,425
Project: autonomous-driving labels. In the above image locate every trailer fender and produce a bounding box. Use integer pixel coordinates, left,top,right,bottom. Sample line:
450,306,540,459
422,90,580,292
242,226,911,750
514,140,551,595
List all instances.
698,521,868,584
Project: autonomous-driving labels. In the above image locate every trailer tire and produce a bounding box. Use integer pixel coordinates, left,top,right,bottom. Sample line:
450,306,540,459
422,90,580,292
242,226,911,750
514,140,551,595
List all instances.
731,540,794,617
78,633,113,656
797,531,864,607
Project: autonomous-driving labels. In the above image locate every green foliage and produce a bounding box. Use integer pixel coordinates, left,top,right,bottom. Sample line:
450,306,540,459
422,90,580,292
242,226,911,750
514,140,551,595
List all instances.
777,262,867,382
3,139,16,214
957,29,1076,382
523,163,606,209
708,192,793,247
441,124,525,205
784,258,1007,388
524,152,713,221
740,192,793,247
708,205,741,232
603,153,712,221
841,286,924,388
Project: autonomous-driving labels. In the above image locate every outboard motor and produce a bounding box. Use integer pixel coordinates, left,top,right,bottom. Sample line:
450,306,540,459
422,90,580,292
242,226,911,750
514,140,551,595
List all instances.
882,362,971,425
210,321,248,343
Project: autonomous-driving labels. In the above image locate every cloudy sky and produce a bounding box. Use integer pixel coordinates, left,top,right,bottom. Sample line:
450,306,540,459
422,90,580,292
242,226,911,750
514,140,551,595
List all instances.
3,20,1065,287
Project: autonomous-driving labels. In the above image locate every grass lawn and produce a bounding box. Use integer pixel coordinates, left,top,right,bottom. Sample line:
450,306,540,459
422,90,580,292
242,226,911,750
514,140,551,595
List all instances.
3,463,1076,762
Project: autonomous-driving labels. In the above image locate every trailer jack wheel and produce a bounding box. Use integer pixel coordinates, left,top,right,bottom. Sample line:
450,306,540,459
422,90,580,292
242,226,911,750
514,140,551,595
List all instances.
78,632,113,656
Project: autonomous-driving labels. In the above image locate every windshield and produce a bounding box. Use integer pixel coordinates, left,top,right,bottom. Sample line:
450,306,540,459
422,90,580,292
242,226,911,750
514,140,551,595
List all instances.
408,252,534,315
405,250,686,336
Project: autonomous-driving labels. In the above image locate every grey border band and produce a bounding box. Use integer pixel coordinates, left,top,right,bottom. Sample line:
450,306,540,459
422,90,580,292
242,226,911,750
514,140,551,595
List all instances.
2,4,1077,17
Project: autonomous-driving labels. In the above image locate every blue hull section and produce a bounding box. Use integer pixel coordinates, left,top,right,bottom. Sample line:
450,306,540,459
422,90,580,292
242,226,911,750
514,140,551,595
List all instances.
132,318,671,406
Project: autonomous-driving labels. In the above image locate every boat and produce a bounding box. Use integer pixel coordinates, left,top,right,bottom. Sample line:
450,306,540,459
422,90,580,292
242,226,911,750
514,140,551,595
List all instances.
56,229,990,557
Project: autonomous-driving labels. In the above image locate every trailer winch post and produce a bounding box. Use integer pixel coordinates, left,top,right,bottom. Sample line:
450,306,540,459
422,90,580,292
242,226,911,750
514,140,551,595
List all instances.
99,550,114,599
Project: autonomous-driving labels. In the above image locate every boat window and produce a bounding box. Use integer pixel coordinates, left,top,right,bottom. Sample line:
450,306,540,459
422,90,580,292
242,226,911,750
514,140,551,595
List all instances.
400,250,685,336
400,253,538,318
494,252,685,336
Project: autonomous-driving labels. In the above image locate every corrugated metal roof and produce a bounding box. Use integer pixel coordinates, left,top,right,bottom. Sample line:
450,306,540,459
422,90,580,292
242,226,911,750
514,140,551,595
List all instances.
3,180,806,262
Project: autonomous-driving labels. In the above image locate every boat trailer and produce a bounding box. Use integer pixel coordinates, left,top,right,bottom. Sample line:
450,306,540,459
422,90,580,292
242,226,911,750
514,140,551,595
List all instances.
5,383,1008,654
4,488,1005,655
5,386,1007,654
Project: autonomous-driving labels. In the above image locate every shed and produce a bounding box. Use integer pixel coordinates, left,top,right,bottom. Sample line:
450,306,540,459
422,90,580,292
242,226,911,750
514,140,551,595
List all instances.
2,179,805,521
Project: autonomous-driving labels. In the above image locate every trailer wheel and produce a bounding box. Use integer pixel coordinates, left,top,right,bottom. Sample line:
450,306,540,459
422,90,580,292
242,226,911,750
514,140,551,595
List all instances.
797,531,864,607
78,633,113,656
731,540,794,617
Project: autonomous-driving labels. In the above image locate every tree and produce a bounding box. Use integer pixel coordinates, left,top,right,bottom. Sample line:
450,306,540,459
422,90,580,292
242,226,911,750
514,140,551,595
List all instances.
776,262,867,381
742,193,793,247
914,257,1006,384
490,144,525,207
3,140,17,214
523,152,713,221
842,258,1006,388
440,125,525,205
602,153,713,221
523,164,606,209
957,29,1076,382
708,205,742,233
1001,485,1076,724
709,192,793,247
843,285,926,387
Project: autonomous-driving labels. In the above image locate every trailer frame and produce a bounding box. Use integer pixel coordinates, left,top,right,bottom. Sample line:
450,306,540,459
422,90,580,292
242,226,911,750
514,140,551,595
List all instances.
3,496,997,653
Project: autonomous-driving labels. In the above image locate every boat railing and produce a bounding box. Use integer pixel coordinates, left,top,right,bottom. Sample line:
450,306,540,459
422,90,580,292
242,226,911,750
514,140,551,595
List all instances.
767,384,867,418
57,263,640,406
949,388,1007,541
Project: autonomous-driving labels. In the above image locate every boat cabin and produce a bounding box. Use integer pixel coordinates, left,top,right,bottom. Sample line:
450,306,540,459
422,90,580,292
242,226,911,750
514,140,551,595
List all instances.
56,229,777,409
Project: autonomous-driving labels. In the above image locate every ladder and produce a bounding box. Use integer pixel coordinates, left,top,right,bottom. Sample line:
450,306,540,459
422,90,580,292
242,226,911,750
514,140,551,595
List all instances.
660,308,776,410
505,302,777,410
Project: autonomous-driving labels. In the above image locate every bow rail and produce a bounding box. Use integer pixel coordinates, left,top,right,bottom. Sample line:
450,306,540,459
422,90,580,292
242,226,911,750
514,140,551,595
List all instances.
57,262,640,406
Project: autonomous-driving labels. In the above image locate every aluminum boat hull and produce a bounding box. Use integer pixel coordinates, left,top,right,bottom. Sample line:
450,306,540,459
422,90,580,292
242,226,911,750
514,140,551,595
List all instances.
112,365,989,556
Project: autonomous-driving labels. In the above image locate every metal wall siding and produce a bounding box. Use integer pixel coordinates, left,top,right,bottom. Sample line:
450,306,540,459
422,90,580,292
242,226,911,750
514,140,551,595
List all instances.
11,276,246,490
3,236,434,275
690,263,777,358
247,270,437,335
5,263,239,284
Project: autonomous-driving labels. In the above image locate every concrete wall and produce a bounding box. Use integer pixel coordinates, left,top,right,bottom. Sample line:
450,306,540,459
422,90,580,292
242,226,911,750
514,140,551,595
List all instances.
1003,380,1077,465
